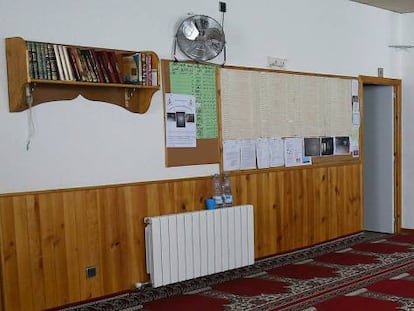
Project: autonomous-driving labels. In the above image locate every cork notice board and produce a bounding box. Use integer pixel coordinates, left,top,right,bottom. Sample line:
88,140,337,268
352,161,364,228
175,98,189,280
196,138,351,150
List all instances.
161,59,220,167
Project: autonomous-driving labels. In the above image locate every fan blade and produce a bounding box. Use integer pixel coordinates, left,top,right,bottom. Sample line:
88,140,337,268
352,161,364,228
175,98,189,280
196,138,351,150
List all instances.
182,20,199,40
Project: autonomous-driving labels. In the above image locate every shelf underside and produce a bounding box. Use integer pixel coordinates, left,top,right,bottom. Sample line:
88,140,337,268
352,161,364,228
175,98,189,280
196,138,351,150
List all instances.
12,83,159,113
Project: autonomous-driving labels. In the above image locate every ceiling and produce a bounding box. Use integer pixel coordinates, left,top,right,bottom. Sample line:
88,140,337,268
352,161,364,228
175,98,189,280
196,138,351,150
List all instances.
350,0,414,13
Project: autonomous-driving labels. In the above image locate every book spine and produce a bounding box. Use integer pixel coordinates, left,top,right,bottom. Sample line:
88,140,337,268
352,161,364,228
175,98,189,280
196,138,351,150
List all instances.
78,49,92,82
96,51,110,83
32,42,39,79
62,46,75,81
27,41,36,79
141,53,147,86
151,69,158,86
137,52,142,85
58,45,69,80
108,51,122,83
35,42,44,79
85,49,99,82
90,49,105,83
42,43,52,80
66,47,81,81
147,54,152,86
122,54,138,83
73,48,87,82
47,43,58,80
102,51,116,83
53,44,64,80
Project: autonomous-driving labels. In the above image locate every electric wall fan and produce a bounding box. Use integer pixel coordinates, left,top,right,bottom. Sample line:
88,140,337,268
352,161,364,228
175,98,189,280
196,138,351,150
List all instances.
174,14,226,64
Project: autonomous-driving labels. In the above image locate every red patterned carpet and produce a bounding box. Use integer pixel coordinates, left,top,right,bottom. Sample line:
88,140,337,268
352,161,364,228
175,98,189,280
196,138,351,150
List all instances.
57,233,414,311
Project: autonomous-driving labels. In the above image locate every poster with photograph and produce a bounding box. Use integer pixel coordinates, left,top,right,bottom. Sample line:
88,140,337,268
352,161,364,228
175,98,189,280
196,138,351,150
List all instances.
304,137,321,157
321,137,334,156
334,136,350,155
165,93,196,147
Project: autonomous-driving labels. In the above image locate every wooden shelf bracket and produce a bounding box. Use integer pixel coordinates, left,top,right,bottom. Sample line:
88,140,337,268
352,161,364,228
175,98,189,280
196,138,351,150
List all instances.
125,87,136,110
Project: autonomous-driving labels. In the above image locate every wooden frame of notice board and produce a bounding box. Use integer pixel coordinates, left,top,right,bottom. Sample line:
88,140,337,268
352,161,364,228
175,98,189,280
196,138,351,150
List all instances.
218,65,361,173
161,59,220,167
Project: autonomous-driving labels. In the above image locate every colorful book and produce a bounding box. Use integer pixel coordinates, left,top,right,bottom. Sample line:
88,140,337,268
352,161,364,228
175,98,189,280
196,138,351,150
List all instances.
100,51,117,83
146,54,152,86
108,51,123,83
66,47,81,81
78,49,93,82
141,53,147,85
90,49,105,83
73,48,88,82
122,53,139,83
95,51,110,83
133,52,142,85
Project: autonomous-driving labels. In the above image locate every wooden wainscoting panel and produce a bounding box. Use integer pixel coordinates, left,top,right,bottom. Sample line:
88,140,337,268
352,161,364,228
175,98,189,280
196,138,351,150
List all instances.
125,184,150,280
38,192,70,307
0,165,362,310
328,165,362,238
99,187,124,293
60,191,82,304
255,172,276,256
312,167,330,244
75,189,103,301
0,196,23,311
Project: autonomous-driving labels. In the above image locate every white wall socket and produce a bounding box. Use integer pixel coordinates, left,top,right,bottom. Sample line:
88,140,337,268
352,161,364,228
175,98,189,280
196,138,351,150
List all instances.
268,56,287,69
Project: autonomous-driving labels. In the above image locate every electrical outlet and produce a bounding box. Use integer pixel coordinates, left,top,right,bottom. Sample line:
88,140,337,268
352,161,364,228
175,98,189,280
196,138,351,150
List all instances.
268,56,287,69
86,266,96,278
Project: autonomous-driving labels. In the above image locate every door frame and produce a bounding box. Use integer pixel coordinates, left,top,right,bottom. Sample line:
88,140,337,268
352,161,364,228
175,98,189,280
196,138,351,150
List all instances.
359,76,402,233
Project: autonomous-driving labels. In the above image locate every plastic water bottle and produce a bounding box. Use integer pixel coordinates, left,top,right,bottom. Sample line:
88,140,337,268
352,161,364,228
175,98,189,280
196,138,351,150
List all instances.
212,173,223,208
222,172,233,207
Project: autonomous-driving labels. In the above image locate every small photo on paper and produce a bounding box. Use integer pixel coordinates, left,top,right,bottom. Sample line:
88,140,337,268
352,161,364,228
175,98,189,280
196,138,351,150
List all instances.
321,137,334,156
334,136,350,155
304,137,321,157
186,113,195,123
176,112,186,127
166,112,176,121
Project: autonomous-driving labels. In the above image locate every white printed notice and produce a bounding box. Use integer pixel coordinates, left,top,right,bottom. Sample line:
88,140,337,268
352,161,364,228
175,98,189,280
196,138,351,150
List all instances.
284,137,305,167
256,138,271,169
240,139,257,170
223,140,241,171
165,93,196,148
269,137,285,167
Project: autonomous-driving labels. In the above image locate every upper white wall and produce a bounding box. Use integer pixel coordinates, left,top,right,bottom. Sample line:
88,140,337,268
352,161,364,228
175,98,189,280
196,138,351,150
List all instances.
0,0,401,194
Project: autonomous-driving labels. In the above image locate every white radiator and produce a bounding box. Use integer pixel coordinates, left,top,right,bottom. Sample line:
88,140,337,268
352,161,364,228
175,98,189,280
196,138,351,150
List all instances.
144,204,254,287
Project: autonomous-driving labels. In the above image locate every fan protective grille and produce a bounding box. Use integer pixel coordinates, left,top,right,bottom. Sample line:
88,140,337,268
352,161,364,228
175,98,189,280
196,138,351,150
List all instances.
176,15,225,61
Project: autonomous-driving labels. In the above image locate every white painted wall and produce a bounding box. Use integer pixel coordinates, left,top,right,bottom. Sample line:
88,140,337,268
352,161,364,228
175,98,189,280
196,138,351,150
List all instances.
0,0,402,194
400,13,414,229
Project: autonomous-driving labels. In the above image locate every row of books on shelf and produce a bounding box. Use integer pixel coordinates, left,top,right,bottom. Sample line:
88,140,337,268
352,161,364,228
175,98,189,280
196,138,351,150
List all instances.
26,41,157,86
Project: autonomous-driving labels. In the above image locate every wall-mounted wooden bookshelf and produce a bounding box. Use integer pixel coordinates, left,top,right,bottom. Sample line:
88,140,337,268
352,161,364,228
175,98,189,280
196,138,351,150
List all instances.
5,37,160,113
